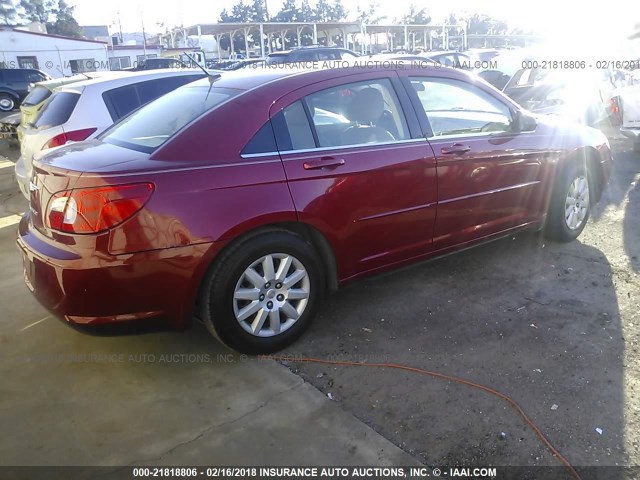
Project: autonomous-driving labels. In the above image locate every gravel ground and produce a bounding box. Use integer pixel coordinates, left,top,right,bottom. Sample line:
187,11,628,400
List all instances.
281,132,640,476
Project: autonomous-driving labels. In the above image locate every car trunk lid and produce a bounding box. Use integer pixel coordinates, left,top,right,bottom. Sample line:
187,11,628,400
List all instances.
29,140,151,236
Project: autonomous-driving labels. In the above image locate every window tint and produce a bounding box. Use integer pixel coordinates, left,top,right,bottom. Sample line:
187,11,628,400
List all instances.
32,92,80,128
305,78,410,148
27,71,44,82
410,77,512,137
295,51,319,62
317,50,340,60
4,70,25,82
104,84,140,119
22,85,52,106
137,75,203,104
242,121,277,155
282,101,315,150
101,85,239,153
103,75,204,121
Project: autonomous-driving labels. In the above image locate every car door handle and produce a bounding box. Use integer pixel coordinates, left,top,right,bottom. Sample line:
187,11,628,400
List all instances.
303,157,345,170
441,143,471,155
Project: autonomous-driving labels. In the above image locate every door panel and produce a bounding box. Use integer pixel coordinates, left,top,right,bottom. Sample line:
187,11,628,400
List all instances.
270,73,437,280
404,75,545,249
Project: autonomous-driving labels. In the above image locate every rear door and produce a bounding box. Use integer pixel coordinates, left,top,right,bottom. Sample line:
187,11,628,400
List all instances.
269,72,438,280
402,74,545,250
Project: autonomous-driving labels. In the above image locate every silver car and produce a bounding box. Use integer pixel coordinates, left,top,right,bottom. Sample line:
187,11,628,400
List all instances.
15,69,208,198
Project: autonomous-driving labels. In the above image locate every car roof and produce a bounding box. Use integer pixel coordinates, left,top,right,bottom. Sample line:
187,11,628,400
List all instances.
33,72,115,90
189,62,461,92
55,68,215,93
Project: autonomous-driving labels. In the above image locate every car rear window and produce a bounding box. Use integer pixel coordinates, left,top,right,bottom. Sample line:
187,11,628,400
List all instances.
22,85,52,106
102,74,205,120
101,85,240,153
32,91,80,129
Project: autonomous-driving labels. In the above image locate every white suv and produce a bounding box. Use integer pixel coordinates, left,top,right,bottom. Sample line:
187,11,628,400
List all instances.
15,69,208,198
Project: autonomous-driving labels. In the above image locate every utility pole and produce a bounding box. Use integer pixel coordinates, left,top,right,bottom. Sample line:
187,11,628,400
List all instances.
116,9,123,44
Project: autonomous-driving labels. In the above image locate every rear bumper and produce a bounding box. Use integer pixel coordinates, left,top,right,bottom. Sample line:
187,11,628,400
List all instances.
14,156,29,199
16,214,222,328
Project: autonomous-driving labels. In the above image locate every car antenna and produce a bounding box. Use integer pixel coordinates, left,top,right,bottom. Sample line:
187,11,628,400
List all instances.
183,52,220,83
182,52,222,101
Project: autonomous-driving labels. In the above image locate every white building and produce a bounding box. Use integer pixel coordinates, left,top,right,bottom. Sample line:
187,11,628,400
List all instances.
0,27,109,78
107,44,163,70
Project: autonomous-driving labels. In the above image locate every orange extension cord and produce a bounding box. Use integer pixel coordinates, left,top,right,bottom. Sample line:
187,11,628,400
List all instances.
263,355,581,480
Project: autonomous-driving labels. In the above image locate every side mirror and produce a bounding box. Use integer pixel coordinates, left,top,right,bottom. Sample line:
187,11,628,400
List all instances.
511,110,537,132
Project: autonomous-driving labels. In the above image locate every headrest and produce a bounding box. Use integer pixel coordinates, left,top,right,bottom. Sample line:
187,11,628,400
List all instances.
346,87,384,124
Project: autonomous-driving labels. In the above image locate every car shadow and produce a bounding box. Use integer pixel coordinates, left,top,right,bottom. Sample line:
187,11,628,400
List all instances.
285,232,626,477
591,139,640,272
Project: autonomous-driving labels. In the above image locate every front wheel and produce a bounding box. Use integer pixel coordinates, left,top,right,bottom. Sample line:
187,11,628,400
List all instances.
200,231,323,354
0,93,16,112
544,163,591,242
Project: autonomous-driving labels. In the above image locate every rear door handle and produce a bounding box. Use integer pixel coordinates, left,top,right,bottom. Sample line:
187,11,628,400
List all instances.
441,143,471,155
303,157,346,170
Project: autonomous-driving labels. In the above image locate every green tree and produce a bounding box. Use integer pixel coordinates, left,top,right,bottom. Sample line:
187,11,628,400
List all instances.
356,1,386,24
47,0,81,37
274,0,301,22
0,0,17,24
400,4,430,25
18,0,54,23
300,0,313,21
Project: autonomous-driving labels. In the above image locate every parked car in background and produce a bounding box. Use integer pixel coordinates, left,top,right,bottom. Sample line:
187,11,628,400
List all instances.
16,73,115,140
211,58,266,70
609,80,640,151
0,68,51,111
123,57,189,71
266,46,359,64
17,65,611,354
1,73,114,143
424,50,473,69
14,69,210,199
502,68,613,126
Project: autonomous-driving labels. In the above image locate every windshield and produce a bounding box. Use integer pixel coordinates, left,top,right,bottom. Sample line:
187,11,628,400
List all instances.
101,85,240,153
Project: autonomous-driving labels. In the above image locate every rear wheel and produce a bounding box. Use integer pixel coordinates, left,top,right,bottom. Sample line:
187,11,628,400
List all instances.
0,93,16,112
544,162,591,242
200,231,323,354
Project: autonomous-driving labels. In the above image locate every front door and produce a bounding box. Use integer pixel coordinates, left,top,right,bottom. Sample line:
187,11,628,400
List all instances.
403,75,544,250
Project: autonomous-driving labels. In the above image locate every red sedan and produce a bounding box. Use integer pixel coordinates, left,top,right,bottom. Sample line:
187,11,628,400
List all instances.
17,65,612,353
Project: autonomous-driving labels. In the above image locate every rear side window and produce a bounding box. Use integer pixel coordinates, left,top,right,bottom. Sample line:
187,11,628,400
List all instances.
101,85,239,153
102,75,204,120
22,85,52,106
32,92,80,128
242,122,277,155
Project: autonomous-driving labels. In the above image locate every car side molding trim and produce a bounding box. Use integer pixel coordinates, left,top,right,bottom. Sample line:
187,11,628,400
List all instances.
439,180,541,205
240,137,429,159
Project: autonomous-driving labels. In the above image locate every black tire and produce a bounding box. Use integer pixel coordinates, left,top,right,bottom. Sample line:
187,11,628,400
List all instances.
200,230,323,354
544,161,591,242
0,93,16,112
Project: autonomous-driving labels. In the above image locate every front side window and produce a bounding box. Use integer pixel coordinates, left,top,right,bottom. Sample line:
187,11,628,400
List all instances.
101,85,239,153
304,78,410,148
410,77,512,137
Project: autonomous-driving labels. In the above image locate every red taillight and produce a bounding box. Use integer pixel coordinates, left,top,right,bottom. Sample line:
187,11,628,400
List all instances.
47,183,154,234
42,128,97,150
609,96,623,126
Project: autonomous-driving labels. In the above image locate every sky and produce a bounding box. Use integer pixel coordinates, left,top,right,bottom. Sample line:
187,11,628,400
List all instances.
68,0,639,44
